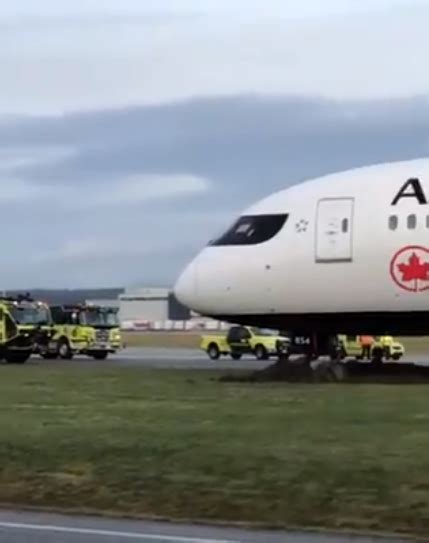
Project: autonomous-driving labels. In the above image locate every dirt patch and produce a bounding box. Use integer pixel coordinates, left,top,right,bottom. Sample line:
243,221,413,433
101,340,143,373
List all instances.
219,359,429,384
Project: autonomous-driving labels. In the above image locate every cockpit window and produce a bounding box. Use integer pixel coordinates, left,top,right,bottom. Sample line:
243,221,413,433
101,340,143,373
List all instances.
210,214,288,246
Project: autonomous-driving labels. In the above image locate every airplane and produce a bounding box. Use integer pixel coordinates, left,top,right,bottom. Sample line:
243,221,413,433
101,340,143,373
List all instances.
174,158,429,359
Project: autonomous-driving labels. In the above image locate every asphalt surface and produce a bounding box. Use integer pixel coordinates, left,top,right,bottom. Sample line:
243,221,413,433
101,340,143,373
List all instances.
0,510,416,543
22,347,271,369
21,346,429,370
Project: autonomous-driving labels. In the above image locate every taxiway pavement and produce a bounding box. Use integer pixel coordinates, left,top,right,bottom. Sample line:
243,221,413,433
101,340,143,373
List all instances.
23,347,429,370
0,509,415,543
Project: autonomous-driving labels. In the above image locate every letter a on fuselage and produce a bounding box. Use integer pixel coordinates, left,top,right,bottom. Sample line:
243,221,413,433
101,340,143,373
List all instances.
391,178,427,205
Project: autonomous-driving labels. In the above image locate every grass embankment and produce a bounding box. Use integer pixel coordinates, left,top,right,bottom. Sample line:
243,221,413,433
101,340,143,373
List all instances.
2,366,429,536
123,331,429,354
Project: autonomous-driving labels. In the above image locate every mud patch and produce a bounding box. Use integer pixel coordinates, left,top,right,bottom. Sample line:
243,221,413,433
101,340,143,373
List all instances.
219,359,429,384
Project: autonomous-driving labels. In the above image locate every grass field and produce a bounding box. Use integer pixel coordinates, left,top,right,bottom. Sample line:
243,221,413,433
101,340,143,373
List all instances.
123,331,429,354
122,331,203,349
2,366,429,537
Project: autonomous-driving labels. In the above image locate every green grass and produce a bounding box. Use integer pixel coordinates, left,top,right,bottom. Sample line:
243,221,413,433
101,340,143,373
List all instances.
122,331,203,349
1,366,429,537
124,331,429,355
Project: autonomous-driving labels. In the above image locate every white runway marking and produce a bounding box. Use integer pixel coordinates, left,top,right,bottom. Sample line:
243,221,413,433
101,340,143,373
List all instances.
0,521,239,543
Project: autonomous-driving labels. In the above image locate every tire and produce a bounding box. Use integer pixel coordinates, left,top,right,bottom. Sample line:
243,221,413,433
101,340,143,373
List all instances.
5,351,30,364
371,347,383,367
231,352,242,360
92,351,108,360
254,344,268,360
392,353,401,361
330,348,346,361
58,339,73,360
207,344,220,360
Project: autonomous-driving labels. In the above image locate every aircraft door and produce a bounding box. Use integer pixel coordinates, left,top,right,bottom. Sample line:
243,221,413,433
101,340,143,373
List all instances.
316,198,354,262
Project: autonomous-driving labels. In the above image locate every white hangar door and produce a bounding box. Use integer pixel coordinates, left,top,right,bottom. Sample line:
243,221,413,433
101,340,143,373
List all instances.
315,198,354,262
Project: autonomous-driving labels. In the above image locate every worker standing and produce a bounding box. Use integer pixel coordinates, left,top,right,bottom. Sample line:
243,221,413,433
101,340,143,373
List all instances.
358,335,375,359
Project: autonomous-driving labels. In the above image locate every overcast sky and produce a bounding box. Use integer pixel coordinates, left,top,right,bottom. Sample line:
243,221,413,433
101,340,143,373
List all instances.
1,0,429,288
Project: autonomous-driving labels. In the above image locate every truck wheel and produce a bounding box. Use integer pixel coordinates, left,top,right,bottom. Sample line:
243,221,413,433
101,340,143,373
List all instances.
5,352,30,364
92,351,108,360
231,352,242,360
207,344,220,360
392,353,401,361
58,339,73,360
255,344,268,360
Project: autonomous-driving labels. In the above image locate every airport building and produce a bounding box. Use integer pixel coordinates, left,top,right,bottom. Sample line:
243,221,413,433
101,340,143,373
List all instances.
85,299,120,310
118,287,190,324
86,287,225,331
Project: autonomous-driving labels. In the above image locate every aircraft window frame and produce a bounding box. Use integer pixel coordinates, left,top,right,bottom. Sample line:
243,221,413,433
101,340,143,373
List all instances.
209,213,288,246
407,214,417,230
388,215,398,231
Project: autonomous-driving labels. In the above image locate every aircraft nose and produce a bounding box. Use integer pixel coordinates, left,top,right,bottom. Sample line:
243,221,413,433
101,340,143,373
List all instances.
174,260,198,310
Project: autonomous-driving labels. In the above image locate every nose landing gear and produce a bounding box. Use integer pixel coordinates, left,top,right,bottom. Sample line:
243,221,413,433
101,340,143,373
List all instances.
277,332,347,382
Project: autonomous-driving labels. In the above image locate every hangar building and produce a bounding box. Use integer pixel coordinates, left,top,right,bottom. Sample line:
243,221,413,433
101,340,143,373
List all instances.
118,287,190,323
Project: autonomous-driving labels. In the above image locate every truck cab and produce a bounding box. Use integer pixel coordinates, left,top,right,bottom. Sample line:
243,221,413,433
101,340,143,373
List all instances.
46,304,122,360
201,325,290,360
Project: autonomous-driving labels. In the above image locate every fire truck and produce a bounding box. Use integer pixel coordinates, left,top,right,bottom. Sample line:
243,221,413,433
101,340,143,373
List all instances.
43,303,122,360
0,294,54,363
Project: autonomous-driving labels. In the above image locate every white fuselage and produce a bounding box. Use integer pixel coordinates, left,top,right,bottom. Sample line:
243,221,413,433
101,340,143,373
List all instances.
175,158,429,335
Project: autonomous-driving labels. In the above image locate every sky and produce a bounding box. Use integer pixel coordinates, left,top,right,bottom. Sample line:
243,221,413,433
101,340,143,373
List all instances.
1,0,429,288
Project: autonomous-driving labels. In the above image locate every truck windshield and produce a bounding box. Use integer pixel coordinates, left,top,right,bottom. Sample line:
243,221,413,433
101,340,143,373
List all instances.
79,309,119,327
250,327,278,336
10,305,51,325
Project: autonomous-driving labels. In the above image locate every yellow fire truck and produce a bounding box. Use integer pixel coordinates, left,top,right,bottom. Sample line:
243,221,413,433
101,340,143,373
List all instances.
0,294,54,363
43,304,122,360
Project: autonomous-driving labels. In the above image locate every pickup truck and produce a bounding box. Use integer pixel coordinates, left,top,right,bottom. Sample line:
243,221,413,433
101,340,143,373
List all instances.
201,325,290,360
337,335,405,361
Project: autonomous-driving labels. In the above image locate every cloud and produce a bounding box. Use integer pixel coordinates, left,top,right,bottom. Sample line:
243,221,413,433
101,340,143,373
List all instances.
0,2,429,114
0,172,210,209
0,145,75,172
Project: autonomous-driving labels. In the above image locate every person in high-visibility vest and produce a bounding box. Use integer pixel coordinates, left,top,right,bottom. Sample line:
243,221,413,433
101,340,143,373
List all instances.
358,335,375,359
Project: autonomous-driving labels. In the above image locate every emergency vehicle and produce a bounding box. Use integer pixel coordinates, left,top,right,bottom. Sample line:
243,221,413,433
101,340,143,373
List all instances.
200,325,290,360
43,304,122,360
0,294,54,363
337,335,405,361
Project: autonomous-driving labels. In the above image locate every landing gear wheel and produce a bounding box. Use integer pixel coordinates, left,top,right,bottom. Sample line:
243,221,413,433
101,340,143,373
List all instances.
58,340,73,360
5,352,30,364
371,347,383,368
231,352,242,360
92,351,108,360
255,344,268,360
207,344,220,360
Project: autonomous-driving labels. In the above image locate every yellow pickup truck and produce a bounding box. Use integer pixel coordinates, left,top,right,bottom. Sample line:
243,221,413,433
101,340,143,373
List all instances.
337,335,405,361
200,325,290,360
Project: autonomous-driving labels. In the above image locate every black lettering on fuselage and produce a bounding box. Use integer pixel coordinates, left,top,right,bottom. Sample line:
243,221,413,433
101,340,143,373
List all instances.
391,178,427,205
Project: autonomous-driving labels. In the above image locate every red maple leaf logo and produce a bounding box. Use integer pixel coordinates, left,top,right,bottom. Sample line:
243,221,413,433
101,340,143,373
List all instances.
397,252,429,282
